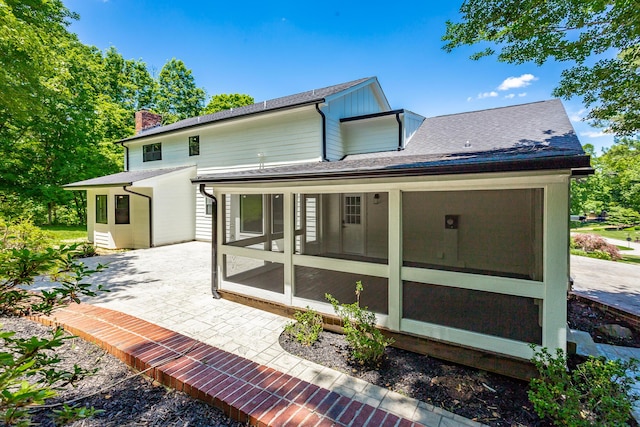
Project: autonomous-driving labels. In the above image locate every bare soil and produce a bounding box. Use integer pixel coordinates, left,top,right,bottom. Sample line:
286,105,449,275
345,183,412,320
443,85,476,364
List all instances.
278,296,640,427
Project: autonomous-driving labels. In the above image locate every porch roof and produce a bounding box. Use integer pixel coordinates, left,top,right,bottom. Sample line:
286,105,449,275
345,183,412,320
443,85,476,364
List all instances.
64,166,192,189
193,99,592,185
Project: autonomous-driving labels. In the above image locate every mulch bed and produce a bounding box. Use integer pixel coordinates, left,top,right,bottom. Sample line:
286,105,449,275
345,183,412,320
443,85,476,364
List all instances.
1,317,242,427
279,296,640,427
568,294,640,347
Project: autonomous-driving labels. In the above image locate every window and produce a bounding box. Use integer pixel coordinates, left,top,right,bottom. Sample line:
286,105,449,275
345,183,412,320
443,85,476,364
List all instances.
240,194,263,233
143,143,162,162
96,195,107,224
205,197,213,215
189,136,199,156
344,195,361,224
115,195,130,224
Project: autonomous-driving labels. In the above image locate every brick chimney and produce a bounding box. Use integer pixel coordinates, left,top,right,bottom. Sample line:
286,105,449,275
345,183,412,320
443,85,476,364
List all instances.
135,110,163,134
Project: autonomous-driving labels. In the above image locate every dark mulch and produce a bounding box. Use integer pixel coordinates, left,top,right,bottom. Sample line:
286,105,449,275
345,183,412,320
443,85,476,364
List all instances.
1,317,243,427
279,296,640,427
567,294,640,347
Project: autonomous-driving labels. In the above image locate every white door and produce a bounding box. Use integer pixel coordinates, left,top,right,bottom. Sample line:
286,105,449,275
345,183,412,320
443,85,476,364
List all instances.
342,193,365,255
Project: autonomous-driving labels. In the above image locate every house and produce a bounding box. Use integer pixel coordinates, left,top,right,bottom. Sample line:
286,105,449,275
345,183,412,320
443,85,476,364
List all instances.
65,77,592,376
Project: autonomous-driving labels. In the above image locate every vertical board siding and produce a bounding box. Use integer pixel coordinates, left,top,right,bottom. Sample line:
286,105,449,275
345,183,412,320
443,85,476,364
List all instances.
404,112,425,147
324,84,389,161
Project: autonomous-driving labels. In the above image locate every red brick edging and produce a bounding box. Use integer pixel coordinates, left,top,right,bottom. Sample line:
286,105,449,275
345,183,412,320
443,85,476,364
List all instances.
31,304,423,427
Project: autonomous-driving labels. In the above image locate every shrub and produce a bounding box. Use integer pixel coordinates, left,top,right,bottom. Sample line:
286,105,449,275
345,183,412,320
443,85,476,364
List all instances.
0,216,107,425
572,234,621,260
326,282,393,365
284,307,323,346
528,347,639,426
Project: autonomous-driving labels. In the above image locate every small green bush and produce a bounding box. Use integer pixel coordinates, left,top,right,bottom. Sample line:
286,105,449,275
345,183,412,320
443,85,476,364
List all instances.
326,282,393,365
284,307,323,346
528,346,639,426
0,216,107,425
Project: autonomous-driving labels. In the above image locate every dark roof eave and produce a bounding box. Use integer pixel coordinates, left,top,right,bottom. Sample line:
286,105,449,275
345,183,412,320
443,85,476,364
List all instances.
117,99,325,145
340,109,405,123
192,155,593,185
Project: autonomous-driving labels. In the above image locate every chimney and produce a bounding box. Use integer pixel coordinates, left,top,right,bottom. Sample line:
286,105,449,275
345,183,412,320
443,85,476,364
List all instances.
135,110,163,134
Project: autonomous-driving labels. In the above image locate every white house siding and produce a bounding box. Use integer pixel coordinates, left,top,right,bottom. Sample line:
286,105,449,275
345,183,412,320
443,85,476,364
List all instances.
324,85,389,161
126,107,322,173
342,116,399,155
142,167,196,247
87,187,151,249
403,112,425,147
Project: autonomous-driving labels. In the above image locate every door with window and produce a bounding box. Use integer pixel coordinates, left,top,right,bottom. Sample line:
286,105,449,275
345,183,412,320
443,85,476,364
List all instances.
342,193,365,255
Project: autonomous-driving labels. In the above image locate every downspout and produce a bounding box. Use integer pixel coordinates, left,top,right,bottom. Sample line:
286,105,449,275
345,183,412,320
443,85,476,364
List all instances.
122,186,153,248
395,112,403,151
119,142,130,171
199,184,221,299
315,103,328,161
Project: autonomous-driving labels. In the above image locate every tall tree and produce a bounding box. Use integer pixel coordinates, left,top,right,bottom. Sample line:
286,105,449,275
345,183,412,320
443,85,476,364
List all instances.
204,93,254,114
0,0,77,135
443,0,640,136
156,58,205,124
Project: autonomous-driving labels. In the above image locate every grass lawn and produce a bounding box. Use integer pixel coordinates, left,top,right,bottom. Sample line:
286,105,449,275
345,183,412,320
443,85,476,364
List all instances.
620,254,640,266
573,226,640,242
39,224,87,243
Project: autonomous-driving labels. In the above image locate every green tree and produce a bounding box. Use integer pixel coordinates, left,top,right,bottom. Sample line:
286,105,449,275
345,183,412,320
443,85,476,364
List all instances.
0,0,77,135
156,58,205,124
204,93,254,114
443,0,640,136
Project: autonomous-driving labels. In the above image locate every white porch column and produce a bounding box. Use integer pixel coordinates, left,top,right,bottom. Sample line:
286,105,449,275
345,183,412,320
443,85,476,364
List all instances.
283,192,293,304
388,189,402,331
542,179,570,352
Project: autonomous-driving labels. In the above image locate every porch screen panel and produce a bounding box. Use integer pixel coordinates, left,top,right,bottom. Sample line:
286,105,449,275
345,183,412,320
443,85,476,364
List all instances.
223,254,284,294
294,266,388,314
403,281,542,344
402,189,543,281
223,193,284,253
294,192,389,263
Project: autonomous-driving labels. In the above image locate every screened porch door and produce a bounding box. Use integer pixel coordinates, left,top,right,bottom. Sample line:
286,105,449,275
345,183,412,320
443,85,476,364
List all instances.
342,193,365,255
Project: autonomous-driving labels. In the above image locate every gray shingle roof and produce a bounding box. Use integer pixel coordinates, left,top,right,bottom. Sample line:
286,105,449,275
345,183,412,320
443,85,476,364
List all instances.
193,99,590,184
121,77,375,143
347,99,581,160
64,166,192,188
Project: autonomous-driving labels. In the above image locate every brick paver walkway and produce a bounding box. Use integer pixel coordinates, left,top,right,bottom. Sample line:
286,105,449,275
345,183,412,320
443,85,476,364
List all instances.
35,304,429,427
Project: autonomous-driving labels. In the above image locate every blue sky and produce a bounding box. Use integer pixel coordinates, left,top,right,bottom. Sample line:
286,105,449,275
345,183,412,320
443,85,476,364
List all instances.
66,0,614,153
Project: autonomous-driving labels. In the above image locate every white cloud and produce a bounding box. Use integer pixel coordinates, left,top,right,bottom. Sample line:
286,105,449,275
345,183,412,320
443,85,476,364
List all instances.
504,94,515,99
498,74,538,91
518,92,527,97
569,109,586,122
477,91,498,99
467,96,473,102
580,131,608,138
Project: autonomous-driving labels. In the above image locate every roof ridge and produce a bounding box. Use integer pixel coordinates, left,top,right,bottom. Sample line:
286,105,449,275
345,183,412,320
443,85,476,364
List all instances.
428,99,560,120
129,77,374,142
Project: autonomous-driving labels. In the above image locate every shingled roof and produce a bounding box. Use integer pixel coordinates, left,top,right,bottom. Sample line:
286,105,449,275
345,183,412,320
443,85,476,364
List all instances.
64,166,192,189
192,99,591,184
120,77,376,143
